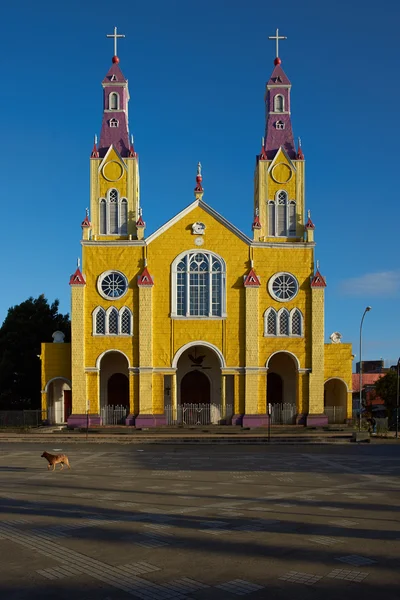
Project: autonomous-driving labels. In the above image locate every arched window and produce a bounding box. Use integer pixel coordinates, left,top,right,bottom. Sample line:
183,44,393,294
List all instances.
278,308,289,335
291,309,302,336
274,94,284,112
264,308,277,336
120,307,132,335
99,199,106,234
108,308,118,334
109,118,119,128
109,92,119,110
93,307,106,334
277,190,287,236
172,251,226,318
268,192,296,237
120,198,128,234
268,201,275,236
109,189,119,234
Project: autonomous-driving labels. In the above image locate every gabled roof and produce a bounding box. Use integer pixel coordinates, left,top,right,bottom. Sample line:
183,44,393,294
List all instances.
244,269,261,287
311,269,327,288
102,63,127,84
69,268,86,285
98,145,127,173
137,267,154,287
267,64,291,87
146,199,252,246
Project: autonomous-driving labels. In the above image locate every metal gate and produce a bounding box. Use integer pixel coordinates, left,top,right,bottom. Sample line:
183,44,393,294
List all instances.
165,403,233,425
100,405,128,425
270,403,297,425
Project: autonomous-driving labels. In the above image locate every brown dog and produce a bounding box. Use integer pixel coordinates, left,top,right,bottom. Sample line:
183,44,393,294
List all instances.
41,451,71,471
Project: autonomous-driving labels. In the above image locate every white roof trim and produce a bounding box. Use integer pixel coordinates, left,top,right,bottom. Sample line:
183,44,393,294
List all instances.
146,199,252,245
267,146,297,173
98,144,128,172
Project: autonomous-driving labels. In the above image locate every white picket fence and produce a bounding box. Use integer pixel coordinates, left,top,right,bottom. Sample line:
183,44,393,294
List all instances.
100,405,128,425
165,403,233,425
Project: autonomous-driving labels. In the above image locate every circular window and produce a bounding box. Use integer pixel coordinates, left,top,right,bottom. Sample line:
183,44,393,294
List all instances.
97,271,128,300
268,272,298,302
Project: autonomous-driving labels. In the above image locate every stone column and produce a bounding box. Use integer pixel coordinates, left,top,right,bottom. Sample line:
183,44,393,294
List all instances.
242,269,268,427
307,270,328,426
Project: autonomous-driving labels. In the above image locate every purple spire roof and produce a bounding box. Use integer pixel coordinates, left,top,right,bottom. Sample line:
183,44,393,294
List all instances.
98,61,131,158
263,62,296,160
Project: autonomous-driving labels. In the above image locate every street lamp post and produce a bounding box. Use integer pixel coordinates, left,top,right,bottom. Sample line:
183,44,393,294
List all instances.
359,306,372,432
396,358,400,440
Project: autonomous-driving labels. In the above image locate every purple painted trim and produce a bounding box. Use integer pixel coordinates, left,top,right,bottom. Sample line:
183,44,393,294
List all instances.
232,414,244,426
67,414,101,429
125,413,136,426
306,414,329,427
135,414,167,428
242,414,270,428
296,413,306,425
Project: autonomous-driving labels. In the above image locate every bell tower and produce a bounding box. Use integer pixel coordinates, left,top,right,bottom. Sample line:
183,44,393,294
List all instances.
89,28,140,241
253,30,305,243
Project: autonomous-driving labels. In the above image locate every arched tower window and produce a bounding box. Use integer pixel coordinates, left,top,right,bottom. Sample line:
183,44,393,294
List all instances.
120,307,132,335
120,198,128,234
268,201,275,236
109,92,120,110
291,309,302,336
93,307,106,335
277,190,288,236
108,308,119,334
288,200,296,235
264,308,277,336
278,308,290,335
274,94,284,112
172,251,226,317
99,199,106,234
108,189,119,234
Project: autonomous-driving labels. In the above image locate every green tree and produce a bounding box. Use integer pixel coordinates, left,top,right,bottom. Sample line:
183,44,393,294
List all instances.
0,295,70,410
374,370,398,417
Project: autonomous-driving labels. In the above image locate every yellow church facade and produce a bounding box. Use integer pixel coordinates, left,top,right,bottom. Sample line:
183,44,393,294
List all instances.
41,39,352,428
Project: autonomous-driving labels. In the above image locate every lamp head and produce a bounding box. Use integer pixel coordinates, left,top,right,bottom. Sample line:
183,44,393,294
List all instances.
366,306,372,311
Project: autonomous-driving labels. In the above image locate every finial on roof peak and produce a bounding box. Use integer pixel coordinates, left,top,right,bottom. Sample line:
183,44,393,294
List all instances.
106,26,125,63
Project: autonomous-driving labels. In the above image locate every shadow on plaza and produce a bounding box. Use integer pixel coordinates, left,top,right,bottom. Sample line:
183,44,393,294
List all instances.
1,580,400,600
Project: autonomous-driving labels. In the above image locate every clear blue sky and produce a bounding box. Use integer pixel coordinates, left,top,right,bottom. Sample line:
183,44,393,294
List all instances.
1,0,399,367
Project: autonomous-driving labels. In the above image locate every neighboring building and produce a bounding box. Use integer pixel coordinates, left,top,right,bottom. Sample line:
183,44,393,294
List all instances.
40,32,353,427
355,360,387,374
352,370,386,415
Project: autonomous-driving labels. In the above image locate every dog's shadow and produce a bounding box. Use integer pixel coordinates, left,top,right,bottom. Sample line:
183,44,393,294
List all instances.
0,467,27,471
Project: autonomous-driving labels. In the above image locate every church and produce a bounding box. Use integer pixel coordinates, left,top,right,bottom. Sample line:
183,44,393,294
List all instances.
41,29,352,428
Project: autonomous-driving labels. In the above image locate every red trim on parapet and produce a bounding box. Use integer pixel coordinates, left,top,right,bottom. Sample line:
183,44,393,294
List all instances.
69,268,86,286
91,142,99,158
252,215,262,230
137,267,154,287
81,215,91,228
244,268,261,287
310,270,327,288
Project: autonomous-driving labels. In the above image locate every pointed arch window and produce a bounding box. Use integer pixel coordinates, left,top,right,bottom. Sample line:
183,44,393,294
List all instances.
263,307,303,337
99,199,106,235
172,251,226,318
109,92,120,110
120,198,128,234
274,94,284,112
267,191,296,237
94,307,106,334
92,306,133,336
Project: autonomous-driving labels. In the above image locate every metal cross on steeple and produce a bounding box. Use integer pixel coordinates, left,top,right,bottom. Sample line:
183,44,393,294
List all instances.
268,28,287,58
107,26,125,57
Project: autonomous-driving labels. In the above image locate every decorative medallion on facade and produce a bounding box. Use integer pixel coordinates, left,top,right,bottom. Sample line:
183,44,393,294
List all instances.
97,271,128,299
330,332,342,344
102,160,124,182
271,162,292,184
268,272,298,301
192,222,206,235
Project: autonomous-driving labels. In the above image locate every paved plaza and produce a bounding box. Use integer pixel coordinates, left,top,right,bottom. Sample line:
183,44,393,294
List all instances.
0,443,399,599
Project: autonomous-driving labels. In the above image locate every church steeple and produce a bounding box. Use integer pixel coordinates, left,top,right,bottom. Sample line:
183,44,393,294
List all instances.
263,30,296,160
99,27,130,158
88,28,141,240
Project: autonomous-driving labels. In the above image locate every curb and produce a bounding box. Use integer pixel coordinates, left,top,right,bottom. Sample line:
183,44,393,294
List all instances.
0,436,352,445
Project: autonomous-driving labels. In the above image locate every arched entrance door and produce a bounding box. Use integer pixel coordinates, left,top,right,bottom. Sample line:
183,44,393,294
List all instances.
267,372,283,404
181,370,210,404
107,373,129,408
46,378,71,424
324,378,347,423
